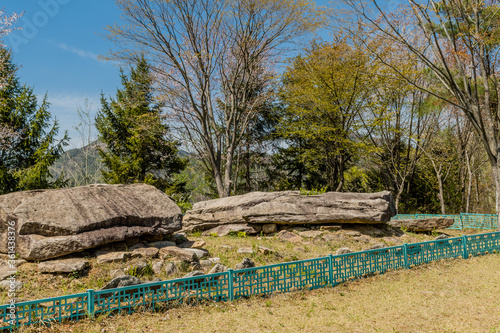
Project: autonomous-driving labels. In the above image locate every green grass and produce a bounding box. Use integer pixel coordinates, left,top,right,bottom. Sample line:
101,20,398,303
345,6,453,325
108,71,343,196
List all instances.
17,252,500,333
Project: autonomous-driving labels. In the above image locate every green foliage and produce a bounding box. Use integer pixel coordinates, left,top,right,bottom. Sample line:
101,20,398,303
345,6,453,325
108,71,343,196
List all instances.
95,56,185,191
299,186,328,195
275,38,372,192
0,47,69,194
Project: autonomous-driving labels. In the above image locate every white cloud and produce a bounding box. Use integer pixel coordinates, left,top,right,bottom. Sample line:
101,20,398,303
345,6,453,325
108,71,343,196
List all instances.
57,43,99,61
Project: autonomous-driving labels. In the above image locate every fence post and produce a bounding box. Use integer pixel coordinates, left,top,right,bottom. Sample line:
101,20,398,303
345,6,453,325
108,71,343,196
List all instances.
403,243,409,269
228,269,234,301
462,235,468,259
460,213,464,230
87,289,94,318
328,254,334,286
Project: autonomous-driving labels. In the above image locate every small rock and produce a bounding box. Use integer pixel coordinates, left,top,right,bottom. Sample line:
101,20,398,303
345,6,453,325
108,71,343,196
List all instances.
235,257,255,270
97,252,131,264
192,240,206,249
366,243,386,250
335,248,352,255
208,257,221,264
258,246,273,255
322,234,344,242
152,261,163,275
184,248,210,259
159,247,197,261
38,258,90,274
0,263,17,281
202,224,257,237
109,269,125,279
199,260,213,270
298,230,324,238
262,223,277,234
237,247,254,255
343,230,362,237
219,245,233,250
435,234,449,240
164,262,178,275
208,263,228,275
356,235,371,243
126,261,149,275
294,247,307,253
276,230,303,243
320,225,341,231
131,247,159,259
150,241,177,249
101,275,142,290
182,270,205,279
0,280,23,292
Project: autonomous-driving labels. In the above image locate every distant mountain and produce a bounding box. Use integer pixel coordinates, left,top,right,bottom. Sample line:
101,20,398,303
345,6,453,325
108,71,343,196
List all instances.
50,140,192,187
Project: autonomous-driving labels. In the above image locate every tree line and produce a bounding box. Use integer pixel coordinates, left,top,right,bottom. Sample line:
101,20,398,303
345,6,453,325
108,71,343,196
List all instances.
0,0,498,216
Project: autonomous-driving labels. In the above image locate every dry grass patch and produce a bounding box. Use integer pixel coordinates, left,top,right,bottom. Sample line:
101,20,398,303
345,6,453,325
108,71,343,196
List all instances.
17,253,500,333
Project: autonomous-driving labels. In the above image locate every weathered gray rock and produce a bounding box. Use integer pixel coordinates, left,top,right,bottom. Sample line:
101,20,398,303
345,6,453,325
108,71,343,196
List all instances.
130,247,159,259
0,184,183,261
126,261,145,274
150,241,176,249
183,191,396,232
38,258,89,274
152,261,163,275
199,260,213,270
208,257,221,264
0,260,24,281
276,230,303,243
201,224,257,237
208,263,228,275
388,218,455,232
159,247,197,261
97,252,131,264
235,257,255,270
192,240,207,249
366,243,385,250
184,248,210,259
101,275,142,290
299,230,324,238
435,234,449,240
164,262,178,275
237,247,254,255
258,246,274,255
182,270,205,279
335,247,352,255
322,234,345,242
262,223,277,234
0,280,22,292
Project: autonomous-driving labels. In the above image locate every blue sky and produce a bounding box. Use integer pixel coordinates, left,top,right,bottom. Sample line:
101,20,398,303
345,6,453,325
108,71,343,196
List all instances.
1,0,396,149
3,0,124,148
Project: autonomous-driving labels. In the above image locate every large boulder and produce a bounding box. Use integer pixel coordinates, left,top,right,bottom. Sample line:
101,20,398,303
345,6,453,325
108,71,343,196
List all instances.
0,184,182,261
183,191,396,232
388,218,455,232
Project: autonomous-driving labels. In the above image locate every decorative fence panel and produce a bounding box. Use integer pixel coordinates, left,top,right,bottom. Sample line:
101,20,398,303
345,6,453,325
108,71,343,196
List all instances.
391,213,498,230
1,231,500,330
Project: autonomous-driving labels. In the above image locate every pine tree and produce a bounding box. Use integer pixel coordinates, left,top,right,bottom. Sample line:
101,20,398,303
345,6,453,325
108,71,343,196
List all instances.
95,56,185,191
0,47,69,194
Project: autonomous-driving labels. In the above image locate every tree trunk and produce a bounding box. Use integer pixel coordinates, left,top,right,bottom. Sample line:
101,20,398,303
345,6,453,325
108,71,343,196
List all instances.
436,171,446,214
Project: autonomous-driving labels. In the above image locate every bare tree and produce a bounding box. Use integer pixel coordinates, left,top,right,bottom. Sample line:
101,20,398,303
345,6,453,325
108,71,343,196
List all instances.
335,0,500,225
104,0,323,197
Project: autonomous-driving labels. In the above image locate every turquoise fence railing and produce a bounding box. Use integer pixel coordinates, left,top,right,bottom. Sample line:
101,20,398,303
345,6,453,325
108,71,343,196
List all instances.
391,213,498,230
1,231,499,330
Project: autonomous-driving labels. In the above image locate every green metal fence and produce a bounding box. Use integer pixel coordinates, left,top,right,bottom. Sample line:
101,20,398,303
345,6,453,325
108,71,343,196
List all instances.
1,231,500,330
391,213,498,230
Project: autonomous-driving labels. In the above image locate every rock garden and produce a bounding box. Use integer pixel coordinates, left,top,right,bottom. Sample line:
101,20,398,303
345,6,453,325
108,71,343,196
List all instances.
0,183,471,304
